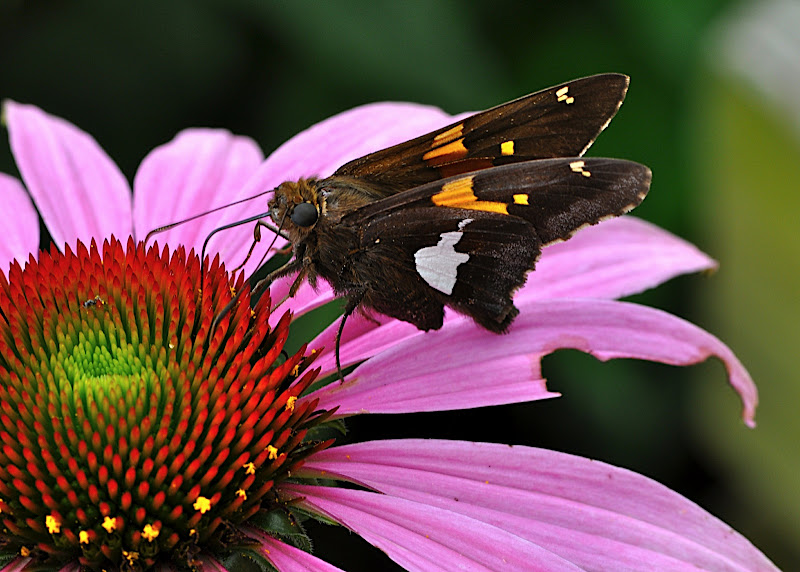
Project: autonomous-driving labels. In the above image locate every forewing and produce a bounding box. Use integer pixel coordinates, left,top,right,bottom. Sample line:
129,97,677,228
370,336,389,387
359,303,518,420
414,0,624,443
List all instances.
334,74,629,191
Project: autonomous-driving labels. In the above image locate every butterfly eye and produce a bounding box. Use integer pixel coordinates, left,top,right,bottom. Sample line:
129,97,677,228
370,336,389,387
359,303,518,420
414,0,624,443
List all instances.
290,202,318,227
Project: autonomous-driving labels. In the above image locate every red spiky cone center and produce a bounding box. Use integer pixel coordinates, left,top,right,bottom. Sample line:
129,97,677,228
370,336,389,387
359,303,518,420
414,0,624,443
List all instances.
0,237,328,570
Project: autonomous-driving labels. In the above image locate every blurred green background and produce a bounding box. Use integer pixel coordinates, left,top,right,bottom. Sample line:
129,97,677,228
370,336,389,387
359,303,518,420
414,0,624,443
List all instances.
1,1,796,570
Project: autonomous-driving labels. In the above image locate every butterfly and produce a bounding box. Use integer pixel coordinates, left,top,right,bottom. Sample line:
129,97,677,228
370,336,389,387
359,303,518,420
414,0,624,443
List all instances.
237,74,651,377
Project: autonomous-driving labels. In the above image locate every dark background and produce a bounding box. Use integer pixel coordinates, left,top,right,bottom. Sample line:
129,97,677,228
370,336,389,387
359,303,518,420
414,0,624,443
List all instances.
1,1,797,570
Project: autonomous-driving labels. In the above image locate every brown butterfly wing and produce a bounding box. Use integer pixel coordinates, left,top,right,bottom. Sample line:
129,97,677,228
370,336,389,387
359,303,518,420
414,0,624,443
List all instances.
334,74,630,192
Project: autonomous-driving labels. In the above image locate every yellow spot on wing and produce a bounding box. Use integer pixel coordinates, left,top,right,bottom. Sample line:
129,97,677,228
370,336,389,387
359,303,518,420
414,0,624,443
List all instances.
556,86,575,104
513,194,529,205
433,123,464,145
500,140,514,155
569,160,591,177
423,138,468,166
432,176,509,215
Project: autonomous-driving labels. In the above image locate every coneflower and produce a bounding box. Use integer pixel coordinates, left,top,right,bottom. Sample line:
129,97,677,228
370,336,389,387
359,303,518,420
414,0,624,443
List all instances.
0,100,775,571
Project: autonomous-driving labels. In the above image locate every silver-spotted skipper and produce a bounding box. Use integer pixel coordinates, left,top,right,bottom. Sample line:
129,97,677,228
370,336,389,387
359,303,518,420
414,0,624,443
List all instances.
236,74,651,376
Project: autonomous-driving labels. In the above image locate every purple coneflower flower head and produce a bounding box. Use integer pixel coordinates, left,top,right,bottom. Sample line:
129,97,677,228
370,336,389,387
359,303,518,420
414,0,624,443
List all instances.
0,100,776,570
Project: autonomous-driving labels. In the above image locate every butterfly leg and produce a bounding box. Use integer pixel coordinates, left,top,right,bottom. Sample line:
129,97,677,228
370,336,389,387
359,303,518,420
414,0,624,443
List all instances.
336,292,364,383
229,220,275,277
270,265,309,311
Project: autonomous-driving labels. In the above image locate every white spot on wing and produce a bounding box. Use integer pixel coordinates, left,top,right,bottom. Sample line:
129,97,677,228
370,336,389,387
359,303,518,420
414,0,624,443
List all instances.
415,219,473,295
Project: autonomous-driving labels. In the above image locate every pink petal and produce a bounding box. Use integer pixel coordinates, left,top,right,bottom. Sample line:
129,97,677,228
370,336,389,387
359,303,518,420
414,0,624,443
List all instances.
302,440,777,572
284,483,581,571
310,299,757,426
1,558,29,572
0,174,38,270
132,129,264,267
4,100,132,248
521,216,718,301
309,312,422,376
243,527,346,572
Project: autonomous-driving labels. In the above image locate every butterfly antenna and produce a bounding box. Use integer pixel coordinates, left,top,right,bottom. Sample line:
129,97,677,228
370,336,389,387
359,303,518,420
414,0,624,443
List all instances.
143,186,277,246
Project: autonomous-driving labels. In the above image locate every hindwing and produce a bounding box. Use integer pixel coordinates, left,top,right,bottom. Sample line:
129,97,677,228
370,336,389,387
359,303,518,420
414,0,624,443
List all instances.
346,157,651,330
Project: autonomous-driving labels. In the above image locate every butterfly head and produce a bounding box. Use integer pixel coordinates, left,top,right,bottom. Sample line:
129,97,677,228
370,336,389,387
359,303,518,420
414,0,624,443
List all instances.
268,178,327,240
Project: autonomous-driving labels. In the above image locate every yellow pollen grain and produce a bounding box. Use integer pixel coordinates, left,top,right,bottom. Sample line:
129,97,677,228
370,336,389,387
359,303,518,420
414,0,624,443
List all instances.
286,396,297,411
432,123,464,145
102,516,117,533
513,194,529,205
193,496,212,514
142,524,159,541
123,551,139,565
267,445,279,460
291,364,300,377
423,138,468,165
20,547,30,557
236,489,247,499
79,530,90,544
432,176,509,215
46,515,61,534
244,462,256,475
229,285,236,296
500,140,515,155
